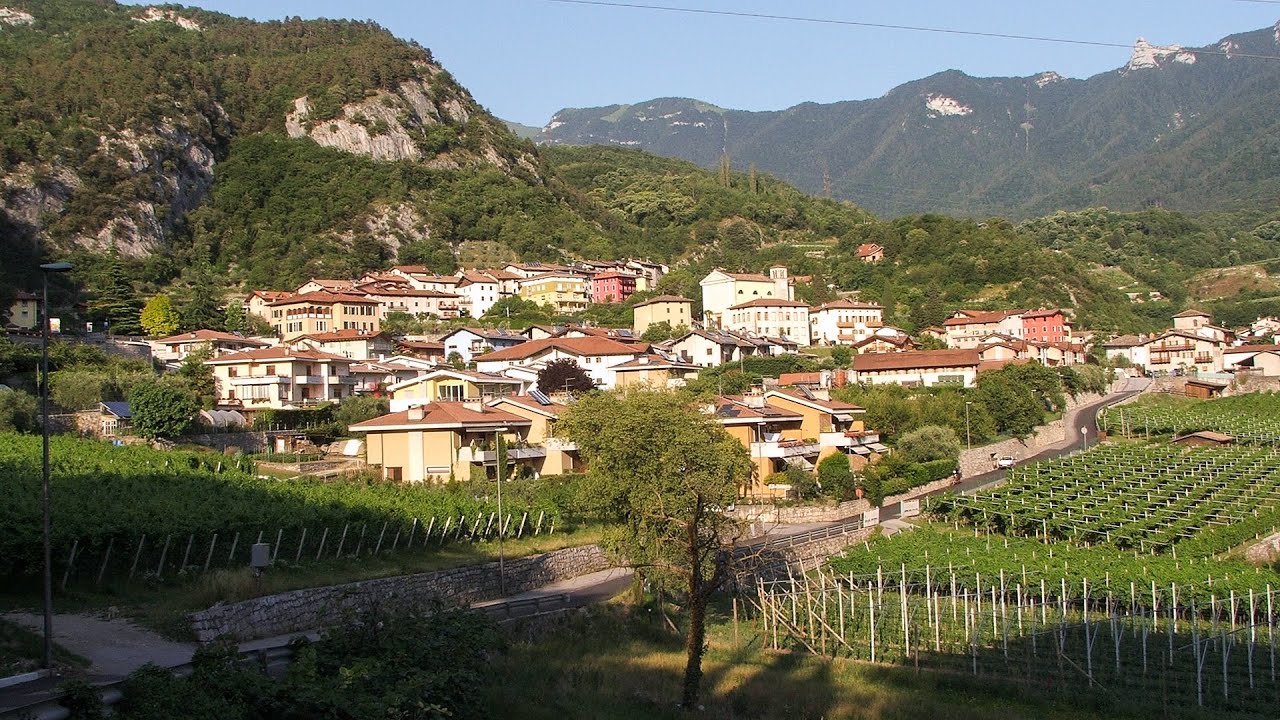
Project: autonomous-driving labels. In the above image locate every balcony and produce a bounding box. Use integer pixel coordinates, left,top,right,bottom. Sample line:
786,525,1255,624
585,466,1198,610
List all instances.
457,446,549,464
752,439,821,459
228,375,289,386
295,375,324,384
327,375,357,385
819,430,881,448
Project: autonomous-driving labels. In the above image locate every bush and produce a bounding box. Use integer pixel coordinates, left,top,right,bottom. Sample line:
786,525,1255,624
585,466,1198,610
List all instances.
0,389,38,433
765,467,819,499
129,381,198,439
816,453,857,500
332,396,388,429
894,425,960,465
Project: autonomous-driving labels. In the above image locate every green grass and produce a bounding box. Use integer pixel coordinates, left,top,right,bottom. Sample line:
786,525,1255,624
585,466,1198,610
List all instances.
0,526,603,641
487,599,1226,719
0,618,89,676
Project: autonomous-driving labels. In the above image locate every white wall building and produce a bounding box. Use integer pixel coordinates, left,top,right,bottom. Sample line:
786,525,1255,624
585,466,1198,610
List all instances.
700,267,793,325
809,300,885,346
723,299,812,346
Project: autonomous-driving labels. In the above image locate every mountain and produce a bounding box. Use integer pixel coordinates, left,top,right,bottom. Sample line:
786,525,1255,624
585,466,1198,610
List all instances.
540,22,1280,219
502,120,543,141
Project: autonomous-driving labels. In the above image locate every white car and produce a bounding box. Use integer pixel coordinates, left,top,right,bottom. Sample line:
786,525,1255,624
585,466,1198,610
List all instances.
996,456,1016,469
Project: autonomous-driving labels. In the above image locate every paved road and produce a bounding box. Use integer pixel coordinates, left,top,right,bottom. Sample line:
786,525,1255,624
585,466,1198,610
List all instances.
879,377,1150,522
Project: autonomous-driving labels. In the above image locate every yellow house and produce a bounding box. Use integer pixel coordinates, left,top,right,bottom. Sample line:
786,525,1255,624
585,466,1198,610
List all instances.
6,291,37,330
351,401,535,483
266,292,381,340
485,396,578,475
517,272,589,314
763,388,884,469
632,295,693,336
387,368,527,412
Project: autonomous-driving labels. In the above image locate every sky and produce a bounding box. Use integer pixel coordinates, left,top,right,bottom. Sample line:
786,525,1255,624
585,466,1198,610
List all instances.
139,0,1280,126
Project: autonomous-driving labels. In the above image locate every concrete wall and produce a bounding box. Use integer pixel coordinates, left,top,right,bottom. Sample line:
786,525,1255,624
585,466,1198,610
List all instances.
957,392,1103,477
188,544,609,642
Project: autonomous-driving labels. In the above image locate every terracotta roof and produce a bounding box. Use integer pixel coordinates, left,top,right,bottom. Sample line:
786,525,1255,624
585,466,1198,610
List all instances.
477,336,645,362
158,329,267,346
483,269,522,280
632,295,693,308
852,349,980,372
295,329,389,343
812,299,883,312
443,327,528,342
205,346,354,364
942,310,1020,327
457,271,498,285
268,291,377,306
520,271,587,282
851,335,914,350
728,298,810,310
591,270,637,279
1102,335,1142,348
1022,308,1066,320
778,372,823,386
488,395,568,417
720,270,774,283
397,339,445,351
612,354,700,370
360,287,461,299
300,278,356,290
1173,309,1212,318
709,398,765,423
768,388,862,412
247,290,293,301
856,242,883,257
349,402,531,431
1225,344,1280,353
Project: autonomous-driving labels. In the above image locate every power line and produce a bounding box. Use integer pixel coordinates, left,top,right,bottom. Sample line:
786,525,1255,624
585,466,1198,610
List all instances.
543,0,1280,62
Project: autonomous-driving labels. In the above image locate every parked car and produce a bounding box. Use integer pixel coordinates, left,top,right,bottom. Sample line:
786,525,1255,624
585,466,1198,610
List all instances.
997,455,1016,469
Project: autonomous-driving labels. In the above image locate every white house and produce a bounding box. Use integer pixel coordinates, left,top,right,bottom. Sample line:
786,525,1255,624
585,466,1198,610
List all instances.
723,298,812,346
474,336,646,389
850,349,981,388
943,310,1024,349
455,271,502,318
809,300,885,346
440,327,528,364
700,267,793,325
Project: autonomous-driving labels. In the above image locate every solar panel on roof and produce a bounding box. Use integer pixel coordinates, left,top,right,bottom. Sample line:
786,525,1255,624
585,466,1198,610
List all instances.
798,386,817,400
529,389,554,406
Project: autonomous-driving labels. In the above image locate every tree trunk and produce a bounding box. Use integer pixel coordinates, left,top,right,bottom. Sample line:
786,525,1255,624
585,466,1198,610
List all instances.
681,584,708,710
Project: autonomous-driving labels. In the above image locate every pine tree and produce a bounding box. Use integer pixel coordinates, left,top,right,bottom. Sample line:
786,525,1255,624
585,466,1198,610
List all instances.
177,263,224,331
223,299,248,334
87,251,143,336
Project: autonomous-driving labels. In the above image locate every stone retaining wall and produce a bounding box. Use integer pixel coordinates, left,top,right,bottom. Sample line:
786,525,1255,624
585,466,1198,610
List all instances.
189,544,609,642
957,391,1105,477
730,499,871,525
738,527,877,584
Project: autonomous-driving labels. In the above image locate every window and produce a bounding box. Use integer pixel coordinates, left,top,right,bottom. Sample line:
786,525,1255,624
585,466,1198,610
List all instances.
228,367,238,377
265,365,276,376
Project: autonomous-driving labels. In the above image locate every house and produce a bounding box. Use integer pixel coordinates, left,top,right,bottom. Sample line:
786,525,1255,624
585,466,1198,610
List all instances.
632,295,694,337
612,354,701,389
245,290,293,320
762,389,878,466
518,272,589,314
152,329,269,362
357,286,461,319
523,325,560,341
6,290,37,330
387,368,528,412
723,298,812,346
295,278,357,294
1223,344,1280,376
850,349,982,387
483,268,524,298
1172,430,1234,447
348,360,423,395
1102,334,1147,368
486,395,578,475
943,310,1025,349
291,329,394,361
699,267,793,325
440,327,527,365
205,346,357,410
809,299,885,346
671,328,762,368
265,292,380,340
855,243,885,263
350,401,535,483
395,339,446,362
474,336,647,390
455,271,501,318
589,271,638,304
851,329,918,355
1139,331,1225,374
920,326,948,343
625,259,668,290
99,401,132,437
1172,309,1213,332
503,262,577,279
387,267,463,293
1021,309,1071,344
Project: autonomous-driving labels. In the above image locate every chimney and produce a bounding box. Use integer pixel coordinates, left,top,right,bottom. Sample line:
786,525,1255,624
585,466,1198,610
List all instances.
464,398,486,413
407,405,425,421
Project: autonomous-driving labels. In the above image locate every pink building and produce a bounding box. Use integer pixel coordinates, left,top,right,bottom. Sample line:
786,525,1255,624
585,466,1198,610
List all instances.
590,271,638,304
1021,308,1070,344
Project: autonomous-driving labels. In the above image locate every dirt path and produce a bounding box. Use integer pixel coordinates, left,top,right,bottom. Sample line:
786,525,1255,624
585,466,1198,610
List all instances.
3,613,194,679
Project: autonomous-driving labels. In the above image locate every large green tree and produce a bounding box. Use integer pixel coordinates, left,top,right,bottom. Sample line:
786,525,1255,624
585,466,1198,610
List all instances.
140,294,180,338
560,389,753,710
86,251,143,336
129,380,198,439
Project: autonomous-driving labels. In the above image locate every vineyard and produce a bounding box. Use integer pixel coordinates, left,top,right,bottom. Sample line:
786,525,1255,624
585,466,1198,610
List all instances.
0,434,578,585
1100,393,1280,444
933,442,1280,554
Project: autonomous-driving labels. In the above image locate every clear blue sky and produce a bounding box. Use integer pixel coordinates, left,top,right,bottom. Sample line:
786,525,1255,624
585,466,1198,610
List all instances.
150,1,1280,126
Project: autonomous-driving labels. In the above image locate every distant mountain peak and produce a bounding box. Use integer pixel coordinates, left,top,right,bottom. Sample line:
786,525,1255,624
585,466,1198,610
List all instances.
1123,37,1197,73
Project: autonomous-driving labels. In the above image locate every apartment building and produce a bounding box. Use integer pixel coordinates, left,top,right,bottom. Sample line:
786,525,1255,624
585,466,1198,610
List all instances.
265,292,380,340
206,346,357,410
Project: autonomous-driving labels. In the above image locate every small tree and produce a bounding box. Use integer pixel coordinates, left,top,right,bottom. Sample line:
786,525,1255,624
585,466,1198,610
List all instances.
895,425,961,465
0,389,38,432
536,358,595,395
140,294,180,338
816,452,857,499
333,395,389,429
830,345,853,367
130,380,198,439
561,389,753,710
223,300,248,334
175,345,217,408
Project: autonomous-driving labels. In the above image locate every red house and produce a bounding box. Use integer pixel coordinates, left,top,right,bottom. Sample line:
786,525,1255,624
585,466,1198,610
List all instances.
590,271,638,304
1021,308,1070,344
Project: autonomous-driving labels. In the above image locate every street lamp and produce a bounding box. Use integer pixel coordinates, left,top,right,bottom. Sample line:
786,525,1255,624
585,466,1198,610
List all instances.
39,261,72,670
492,425,509,595
964,401,972,451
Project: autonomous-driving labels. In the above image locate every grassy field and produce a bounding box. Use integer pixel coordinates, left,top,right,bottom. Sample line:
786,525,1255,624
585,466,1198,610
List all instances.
487,599,1230,720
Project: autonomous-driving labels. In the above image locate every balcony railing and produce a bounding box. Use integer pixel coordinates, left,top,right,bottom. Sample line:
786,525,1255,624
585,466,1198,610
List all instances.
752,440,822,459
457,446,549,464
228,375,289,386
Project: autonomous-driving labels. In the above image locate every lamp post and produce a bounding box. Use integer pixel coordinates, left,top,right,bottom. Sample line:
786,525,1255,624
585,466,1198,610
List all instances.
964,401,972,451
493,426,509,595
39,261,72,670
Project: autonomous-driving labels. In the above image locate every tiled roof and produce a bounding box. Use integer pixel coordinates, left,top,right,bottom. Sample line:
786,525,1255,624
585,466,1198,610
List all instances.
851,349,980,372
720,270,774,283
612,354,700,370
359,287,461,298
268,291,377,306
942,310,1020,327
769,388,862,412
1021,308,1065,320
856,242,883,257
296,329,389,342
812,299,883,312
1173,309,1212,318
728,298,810,310
1102,334,1142,348
205,346,354,364
349,402,531,430
478,336,646,362
1225,344,1280,353
158,329,267,346
488,395,568,416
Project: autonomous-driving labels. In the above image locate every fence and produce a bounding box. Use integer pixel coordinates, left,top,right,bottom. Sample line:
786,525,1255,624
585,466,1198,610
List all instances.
750,566,1280,716
51,510,559,591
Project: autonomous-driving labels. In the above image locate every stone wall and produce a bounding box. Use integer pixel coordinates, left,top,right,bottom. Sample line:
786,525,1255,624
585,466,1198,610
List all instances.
738,526,877,584
189,544,609,642
730,498,871,525
957,391,1105,477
